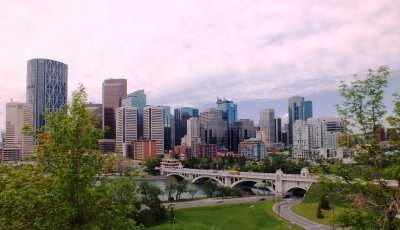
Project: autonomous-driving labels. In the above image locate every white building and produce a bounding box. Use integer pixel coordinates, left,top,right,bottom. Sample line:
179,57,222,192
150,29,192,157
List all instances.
181,117,201,158
293,120,310,159
115,106,137,156
144,105,164,155
3,102,34,161
293,117,345,159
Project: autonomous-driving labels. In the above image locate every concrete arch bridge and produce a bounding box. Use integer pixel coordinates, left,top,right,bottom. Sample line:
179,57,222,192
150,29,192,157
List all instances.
160,167,315,197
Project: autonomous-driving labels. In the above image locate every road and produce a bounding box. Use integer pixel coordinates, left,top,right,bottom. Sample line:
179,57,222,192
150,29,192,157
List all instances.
273,199,334,230
163,195,274,209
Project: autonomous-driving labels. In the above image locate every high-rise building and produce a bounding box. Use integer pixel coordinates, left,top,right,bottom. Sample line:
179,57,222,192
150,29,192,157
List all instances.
102,79,127,139
144,105,164,155
293,117,344,159
181,117,201,159
173,107,198,146
232,119,255,153
26,58,68,131
288,96,313,146
187,117,200,137
86,103,103,130
304,101,313,120
217,98,237,151
275,117,282,143
0,131,5,148
216,98,237,126
259,108,275,148
199,108,224,145
121,90,146,138
293,120,310,159
163,106,172,151
4,102,34,161
115,106,137,156
204,120,228,149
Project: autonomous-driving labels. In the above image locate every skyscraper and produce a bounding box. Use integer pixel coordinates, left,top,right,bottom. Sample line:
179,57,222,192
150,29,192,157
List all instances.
86,103,103,130
288,96,313,146
173,107,199,146
259,108,275,148
102,79,127,139
121,89,146,138
232,119,255,152
181,117,201,159
217,98,237,150
26,58,68,131
4,102,34,161
275,117,282,143
144,105,164,155
115,106,137,156
216,98,237,126
163,106,172,151
199,108,224,145
304,101,313,120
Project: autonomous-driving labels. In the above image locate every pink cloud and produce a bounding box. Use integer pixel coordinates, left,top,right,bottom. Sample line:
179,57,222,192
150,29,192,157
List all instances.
0,0,399,130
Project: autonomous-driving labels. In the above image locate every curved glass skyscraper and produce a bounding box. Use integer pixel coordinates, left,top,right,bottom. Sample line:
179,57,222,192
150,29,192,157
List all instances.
26,58,68,131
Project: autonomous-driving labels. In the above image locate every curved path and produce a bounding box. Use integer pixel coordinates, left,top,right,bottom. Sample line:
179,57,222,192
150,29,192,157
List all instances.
273,199,333,230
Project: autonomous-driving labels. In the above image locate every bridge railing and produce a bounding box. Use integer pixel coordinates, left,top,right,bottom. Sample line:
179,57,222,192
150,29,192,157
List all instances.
162,168,316,180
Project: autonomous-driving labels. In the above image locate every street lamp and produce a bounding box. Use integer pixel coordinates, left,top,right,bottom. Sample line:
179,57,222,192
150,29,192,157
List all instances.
332,206,335,230
167,204,176,229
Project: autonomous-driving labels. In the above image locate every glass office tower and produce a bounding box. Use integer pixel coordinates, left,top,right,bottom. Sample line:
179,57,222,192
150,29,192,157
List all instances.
26,58,68,131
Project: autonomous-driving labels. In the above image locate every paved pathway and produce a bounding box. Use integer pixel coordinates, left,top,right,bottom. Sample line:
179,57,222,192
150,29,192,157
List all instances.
273,199,334,230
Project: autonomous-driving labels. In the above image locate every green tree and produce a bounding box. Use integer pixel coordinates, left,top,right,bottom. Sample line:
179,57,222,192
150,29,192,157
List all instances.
144,155,162,175
175,179,190,200
0,84,141,229
203,179,218,198
333,66,400,229
188,188,198,199
138,180,165,226
164,177,177,201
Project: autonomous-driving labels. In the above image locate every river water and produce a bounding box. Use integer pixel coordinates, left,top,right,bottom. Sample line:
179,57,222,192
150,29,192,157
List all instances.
135,176,272,201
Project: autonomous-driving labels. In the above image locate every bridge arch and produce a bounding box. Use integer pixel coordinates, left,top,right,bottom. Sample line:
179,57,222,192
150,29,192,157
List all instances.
165,173,190,181
192,176,224,186
284,187,307,198
231,179,274,192
231,179,260,188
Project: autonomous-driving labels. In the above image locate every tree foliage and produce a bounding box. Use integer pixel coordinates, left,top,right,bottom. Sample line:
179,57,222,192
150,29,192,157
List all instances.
203,179,218,198
0,84,141,229
332,66,400,229
139,180,165,226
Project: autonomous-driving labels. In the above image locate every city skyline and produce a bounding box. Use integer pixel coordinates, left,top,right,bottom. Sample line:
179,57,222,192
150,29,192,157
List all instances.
1,0,400,131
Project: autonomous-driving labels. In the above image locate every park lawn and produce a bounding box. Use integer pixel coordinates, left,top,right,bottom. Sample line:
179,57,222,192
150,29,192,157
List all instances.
291,202,346,226
291,182,351,226
147,201,302,230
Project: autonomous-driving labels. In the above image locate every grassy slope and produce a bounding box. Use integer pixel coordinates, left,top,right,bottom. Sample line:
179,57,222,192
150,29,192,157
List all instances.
147,201,302,230
291,182,350,226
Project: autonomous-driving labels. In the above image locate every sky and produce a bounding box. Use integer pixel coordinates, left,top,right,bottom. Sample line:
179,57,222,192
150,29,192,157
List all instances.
0,0,399,131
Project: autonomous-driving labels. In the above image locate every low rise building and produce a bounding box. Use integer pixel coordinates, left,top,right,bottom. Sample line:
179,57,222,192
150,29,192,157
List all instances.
133,138,156,161
239,138,265,162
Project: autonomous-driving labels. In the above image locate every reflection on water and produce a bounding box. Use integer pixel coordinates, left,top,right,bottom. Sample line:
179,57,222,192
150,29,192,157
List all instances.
135,177,273,200
135,177,207,201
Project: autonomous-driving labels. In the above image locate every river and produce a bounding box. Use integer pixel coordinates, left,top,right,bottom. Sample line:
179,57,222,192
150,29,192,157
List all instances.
135,176,272,201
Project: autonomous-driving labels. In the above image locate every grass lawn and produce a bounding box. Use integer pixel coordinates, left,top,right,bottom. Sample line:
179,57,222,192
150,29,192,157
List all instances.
291,202,346,226
147,201,302,230
291,182,351,227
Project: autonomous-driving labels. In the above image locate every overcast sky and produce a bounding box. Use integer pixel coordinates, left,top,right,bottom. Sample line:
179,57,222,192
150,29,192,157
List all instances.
0,0,399,131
